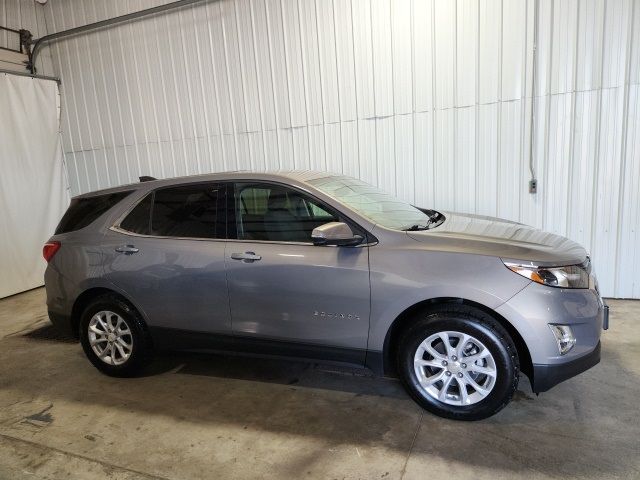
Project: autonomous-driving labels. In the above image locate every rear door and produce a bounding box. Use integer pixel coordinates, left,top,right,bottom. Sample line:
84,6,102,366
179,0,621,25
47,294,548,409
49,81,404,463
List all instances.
102,182,231,335
225,181,371,361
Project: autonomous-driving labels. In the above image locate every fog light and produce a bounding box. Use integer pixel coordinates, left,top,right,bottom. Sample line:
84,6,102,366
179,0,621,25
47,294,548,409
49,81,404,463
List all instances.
549,325,576,355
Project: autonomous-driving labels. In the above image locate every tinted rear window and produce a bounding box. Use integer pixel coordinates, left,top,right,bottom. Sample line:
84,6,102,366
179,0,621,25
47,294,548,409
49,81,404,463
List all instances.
151,185,224,238
120,194,152,235
118,184,225,239
55,191,132,234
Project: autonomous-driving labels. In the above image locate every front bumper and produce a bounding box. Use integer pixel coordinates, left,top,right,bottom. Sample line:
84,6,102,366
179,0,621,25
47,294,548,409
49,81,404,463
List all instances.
496,281,607,392
532,341,601,393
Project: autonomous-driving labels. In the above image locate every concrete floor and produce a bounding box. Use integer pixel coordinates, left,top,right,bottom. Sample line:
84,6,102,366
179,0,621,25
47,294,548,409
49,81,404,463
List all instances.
0,288,638,480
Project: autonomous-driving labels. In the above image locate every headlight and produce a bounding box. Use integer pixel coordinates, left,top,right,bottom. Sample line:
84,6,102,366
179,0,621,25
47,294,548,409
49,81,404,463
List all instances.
549,325,576,355
504,262,589,288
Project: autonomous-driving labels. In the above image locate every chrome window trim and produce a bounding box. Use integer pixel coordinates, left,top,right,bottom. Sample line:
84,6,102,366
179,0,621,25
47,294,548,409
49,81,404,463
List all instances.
110,178,378,246
108,225,228,243
109,225,376,248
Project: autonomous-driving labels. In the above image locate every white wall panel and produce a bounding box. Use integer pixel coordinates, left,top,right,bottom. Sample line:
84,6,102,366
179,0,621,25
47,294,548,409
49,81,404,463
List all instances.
617,85,640,298
0,0,52,72
315,0,339,124
497,101,524,221
501,0,527,101
351,0,375,118
391,0,412,115
576,0,605,91
2,0,637,298
433,0,455,110
478,0,501,104
394,114,414,202
413,111,434,206
456,0,478,108
434,109,455,209
358,118,377,185
454,107,476,213
370,0,393,117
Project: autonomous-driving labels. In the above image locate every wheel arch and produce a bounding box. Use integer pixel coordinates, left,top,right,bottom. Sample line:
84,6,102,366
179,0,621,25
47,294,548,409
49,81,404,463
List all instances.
70,287,148,337
380,297,533,381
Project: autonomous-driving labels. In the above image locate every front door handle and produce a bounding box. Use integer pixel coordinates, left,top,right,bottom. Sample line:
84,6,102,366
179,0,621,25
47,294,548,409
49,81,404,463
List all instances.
231,251,262,262
115,244,139,255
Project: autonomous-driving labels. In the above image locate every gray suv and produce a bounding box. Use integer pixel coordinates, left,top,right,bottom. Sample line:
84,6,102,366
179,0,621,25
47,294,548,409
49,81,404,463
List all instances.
44,171,608,420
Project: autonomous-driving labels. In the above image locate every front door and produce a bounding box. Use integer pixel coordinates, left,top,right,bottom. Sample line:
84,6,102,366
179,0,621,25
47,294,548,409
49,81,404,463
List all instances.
225,182,371,361
103,182,230,335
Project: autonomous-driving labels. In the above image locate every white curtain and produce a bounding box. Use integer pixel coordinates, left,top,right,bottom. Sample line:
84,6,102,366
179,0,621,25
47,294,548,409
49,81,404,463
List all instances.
0,73,69,298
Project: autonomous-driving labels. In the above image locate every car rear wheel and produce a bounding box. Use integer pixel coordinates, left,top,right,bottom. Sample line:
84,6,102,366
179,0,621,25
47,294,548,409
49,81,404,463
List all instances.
397,305,519,420
79,294,153,377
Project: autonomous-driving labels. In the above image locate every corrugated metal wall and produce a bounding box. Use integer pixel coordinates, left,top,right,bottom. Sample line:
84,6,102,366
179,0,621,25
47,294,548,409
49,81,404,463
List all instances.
0,0,52,72
3,0,640,298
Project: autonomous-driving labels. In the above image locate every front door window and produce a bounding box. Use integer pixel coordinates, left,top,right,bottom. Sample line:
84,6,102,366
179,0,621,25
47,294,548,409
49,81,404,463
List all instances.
235,183,339,243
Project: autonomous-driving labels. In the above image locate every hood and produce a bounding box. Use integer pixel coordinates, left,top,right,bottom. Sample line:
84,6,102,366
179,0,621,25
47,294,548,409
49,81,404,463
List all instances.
407,211,587,266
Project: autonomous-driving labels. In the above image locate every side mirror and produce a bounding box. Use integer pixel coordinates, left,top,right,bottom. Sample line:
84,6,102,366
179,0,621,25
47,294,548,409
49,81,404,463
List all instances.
311,222,363,246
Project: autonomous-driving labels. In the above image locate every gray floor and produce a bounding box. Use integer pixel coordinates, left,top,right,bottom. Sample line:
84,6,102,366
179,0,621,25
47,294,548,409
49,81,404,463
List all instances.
0,288,638,480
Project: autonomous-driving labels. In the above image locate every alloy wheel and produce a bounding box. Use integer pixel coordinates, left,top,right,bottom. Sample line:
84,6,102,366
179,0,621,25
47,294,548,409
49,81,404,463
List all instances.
88,310,133,366
413,330,497,406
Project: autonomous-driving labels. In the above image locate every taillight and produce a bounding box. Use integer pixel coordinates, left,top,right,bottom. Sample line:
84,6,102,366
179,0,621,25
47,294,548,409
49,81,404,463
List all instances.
43,241,61,262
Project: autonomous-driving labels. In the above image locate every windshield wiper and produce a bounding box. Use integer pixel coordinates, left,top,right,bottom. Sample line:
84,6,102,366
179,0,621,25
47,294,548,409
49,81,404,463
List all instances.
402,212,444,231
403,224,430,231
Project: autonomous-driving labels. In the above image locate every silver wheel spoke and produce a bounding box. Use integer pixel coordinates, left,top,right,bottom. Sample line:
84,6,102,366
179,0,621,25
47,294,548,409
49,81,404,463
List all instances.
423,371,445,386
455,334,471,357
424,344,447,361
89,324,105,335
118,326,131,336
463,372,491,397
414,330,497,407
456,377,469,404
468,364,496,377
96,316,108,332
438,375,454,400
415,358,444,368
438,332,456,357
88,311,133,366
115,343,126,359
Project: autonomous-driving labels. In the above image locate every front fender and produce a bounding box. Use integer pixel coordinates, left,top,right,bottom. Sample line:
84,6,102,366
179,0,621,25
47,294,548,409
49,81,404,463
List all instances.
367,247,531,353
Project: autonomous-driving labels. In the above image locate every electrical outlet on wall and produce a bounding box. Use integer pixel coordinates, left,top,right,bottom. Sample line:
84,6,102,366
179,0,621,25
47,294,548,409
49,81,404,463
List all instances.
529,179,538,194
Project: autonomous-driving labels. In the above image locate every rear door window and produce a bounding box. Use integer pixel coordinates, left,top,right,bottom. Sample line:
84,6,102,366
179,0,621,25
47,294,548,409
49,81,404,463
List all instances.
120,184,225,239
55,191,132,234
152,184,224,238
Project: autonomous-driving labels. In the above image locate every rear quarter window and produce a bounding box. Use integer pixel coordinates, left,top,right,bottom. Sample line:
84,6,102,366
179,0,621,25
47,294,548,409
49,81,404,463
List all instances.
119,193,152,235
55,191,132,234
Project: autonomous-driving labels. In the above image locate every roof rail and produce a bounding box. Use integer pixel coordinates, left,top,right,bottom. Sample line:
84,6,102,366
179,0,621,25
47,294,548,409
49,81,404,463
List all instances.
139,176,157,182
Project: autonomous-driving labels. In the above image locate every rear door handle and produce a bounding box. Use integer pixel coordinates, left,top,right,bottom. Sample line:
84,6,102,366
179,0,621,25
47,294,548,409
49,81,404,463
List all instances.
115,245,139,255
231,251,262,262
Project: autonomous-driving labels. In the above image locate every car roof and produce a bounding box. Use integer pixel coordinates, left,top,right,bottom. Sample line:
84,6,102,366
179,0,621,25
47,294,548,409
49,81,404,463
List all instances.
73,170,344,199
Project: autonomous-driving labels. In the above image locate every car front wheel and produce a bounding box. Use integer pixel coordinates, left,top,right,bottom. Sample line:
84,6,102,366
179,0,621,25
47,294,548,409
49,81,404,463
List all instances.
397,305,519,420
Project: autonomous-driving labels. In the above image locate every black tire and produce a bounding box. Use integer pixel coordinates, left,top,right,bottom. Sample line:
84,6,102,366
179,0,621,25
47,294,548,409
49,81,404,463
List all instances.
79,294,153,377
397,304,519,421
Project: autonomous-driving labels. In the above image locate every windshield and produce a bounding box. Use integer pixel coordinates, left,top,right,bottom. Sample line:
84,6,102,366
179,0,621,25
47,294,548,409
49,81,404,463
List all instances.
308,175,439,230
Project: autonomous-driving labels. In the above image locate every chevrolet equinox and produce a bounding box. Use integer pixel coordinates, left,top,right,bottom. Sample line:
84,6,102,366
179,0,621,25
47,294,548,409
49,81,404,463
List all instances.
44,171,608,420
